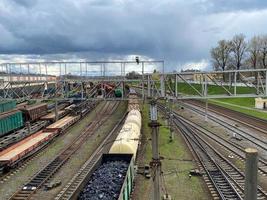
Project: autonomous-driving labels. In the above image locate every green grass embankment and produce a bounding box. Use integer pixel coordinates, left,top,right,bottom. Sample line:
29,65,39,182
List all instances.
170,82,267,120
136,103,209,199
174,82,256,95
209,98,267,120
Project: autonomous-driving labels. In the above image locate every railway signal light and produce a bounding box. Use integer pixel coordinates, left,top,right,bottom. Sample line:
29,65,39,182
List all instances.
136,56,140,65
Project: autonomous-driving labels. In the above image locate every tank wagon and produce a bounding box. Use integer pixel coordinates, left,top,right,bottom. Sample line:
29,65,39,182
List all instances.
115,88,123,98
128,89,139,111
79,90,141,200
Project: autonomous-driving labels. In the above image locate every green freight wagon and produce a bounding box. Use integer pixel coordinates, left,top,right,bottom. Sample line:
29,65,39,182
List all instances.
0,110,24,137
0,100,16,113
115,89,122,98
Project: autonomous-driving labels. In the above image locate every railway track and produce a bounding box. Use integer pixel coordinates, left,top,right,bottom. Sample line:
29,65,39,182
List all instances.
54,112,128,200
0,102,98,182
173,114,267,175
8,101,120,200
158,104,267,199
188,100,267,135
180,101,267,152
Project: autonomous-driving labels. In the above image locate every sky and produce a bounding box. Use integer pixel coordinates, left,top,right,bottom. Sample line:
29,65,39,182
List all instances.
0,0,267,73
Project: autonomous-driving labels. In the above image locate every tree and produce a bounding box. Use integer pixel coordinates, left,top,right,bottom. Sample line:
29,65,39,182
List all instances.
211,40,231,81
126,71,141,79
260,35,267,68
230,34,247,71
248,36,261,82
248,36,261,70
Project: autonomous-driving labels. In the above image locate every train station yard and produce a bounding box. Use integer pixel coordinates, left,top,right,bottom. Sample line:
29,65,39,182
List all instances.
0,62,267,200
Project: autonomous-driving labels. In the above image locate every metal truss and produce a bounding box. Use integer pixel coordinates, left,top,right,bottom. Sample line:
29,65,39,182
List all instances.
1,60,267,100
157,68,267,100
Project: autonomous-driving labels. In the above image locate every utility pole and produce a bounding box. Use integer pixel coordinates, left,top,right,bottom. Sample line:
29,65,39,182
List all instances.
26,121,31,134
165,98,173,142
149,99,161,200
81,82,84,100
169,99,174,142
55,99,58,122
205,99,208,121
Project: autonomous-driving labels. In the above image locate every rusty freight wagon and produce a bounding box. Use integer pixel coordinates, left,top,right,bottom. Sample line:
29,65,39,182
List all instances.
44,115,79,133
40,110,69,122
0,129,58,170
19,103,48,122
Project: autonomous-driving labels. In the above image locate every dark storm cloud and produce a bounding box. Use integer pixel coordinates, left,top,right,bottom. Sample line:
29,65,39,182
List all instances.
0,0,267,70
11,0,37,8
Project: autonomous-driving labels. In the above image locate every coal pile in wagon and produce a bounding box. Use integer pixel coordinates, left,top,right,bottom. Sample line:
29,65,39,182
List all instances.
78,160,128,200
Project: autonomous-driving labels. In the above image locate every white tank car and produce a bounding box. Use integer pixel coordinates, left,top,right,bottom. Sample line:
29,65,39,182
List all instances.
109,109,142,160
124,110,142,129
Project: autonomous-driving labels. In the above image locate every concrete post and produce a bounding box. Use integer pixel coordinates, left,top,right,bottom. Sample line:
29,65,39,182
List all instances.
205,99,208,121
122,81,124,99
81,82,84,99
175,74,178,98
142,62,145,100
234,72,237,95
160,74,165,97
245,148,258,200
26,122,31,134
55,100,58,122
149,100,161,200
148,75,151,97
169,100,174,141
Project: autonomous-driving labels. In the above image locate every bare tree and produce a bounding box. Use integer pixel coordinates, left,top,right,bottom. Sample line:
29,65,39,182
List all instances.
211,40,231,81
230,34,247,71
211,40,231,70
248,36,261,82
260,35,267,68
248,36,261,70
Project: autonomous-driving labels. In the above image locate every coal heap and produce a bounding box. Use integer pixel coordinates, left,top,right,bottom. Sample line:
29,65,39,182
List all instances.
78,160,129,200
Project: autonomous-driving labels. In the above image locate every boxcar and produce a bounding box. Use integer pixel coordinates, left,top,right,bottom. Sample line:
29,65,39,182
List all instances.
0,110,24,137
0,100,16,113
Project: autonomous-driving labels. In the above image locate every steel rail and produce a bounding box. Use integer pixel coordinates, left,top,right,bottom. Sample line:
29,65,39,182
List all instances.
188,100,267,134
158,104,267,199
8,101,119,200
54,112,128,200
174,118,243,200
172,113,267,175
180,101,267,151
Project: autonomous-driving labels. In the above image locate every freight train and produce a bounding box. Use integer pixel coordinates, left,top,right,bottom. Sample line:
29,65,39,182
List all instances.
96,83,123,98
0,100,97,173
0,101,49,137
0,99,74,137
79,89,141,200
